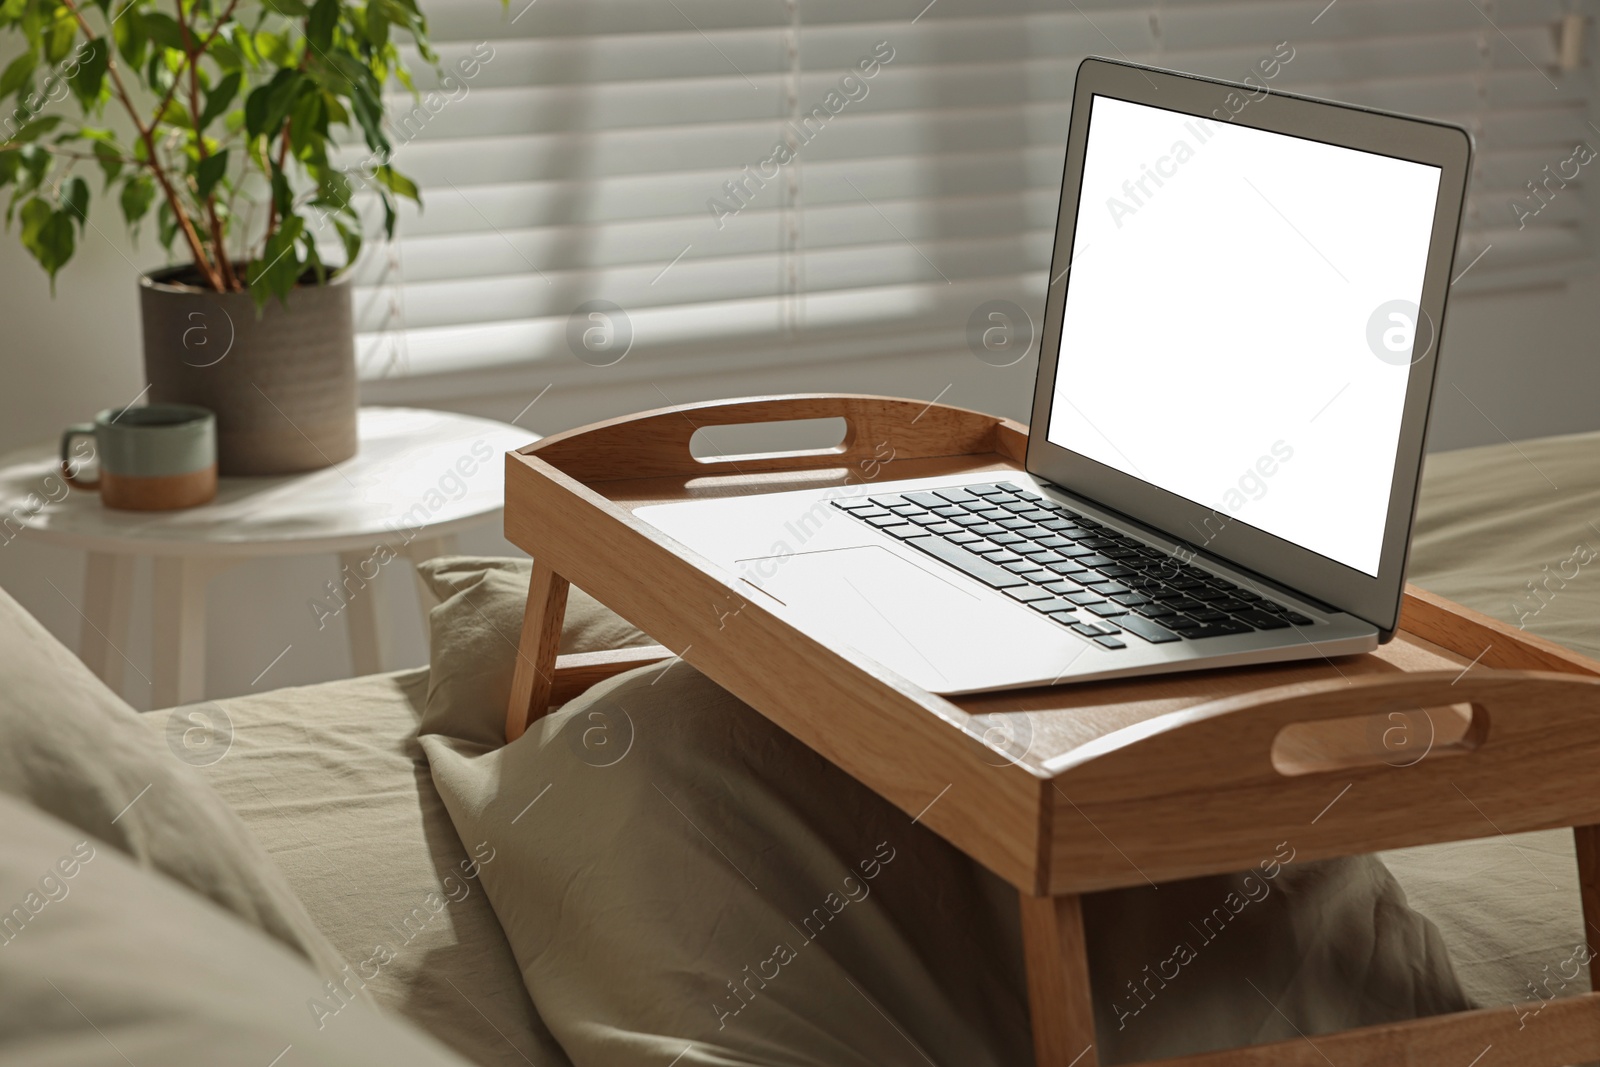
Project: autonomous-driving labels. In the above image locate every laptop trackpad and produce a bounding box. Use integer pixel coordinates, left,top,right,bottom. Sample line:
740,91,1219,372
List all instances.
740,545,1082,692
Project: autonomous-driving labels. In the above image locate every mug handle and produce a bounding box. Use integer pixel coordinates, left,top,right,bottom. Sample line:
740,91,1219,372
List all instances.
60,424,99,489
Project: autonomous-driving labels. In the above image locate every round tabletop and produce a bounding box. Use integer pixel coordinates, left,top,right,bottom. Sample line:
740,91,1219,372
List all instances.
0,407,536,557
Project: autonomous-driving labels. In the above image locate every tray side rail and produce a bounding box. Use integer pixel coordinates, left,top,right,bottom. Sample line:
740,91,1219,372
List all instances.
1040,668,1600,894
518,393,1028,481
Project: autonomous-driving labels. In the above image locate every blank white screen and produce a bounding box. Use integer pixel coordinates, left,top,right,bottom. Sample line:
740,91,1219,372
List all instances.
1046,96,1441,576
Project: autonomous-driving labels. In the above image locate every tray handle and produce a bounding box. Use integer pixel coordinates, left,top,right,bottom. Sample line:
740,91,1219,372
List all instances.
521,393,1027,481
1053,669,1600,796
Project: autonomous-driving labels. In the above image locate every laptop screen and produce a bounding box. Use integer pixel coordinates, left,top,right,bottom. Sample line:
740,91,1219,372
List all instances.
1045,94,1442,577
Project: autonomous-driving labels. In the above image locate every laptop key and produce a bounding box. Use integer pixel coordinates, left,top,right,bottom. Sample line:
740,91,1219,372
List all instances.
965,483,1010,497
1119,615,1180,643
1284,611,1314,625
1096,565,1137,579
1064,591,1105,606
925,523,963,536
1005,586,1055,603
988,551,1023,565
933,488,977,504
1233,609,1289,629
1076,554,1115,568
1028,598,1080,614
1164,615,1202,631
1134,602,1177,618
1072,621,1112,637
1038,581,1075,595
903,492,946,508
1088,603,1129,617
883,525,922,540
970,524,1007,537
905,536,1029,588
864,514,906,528
1002,561,1045,576
989,533,1027,546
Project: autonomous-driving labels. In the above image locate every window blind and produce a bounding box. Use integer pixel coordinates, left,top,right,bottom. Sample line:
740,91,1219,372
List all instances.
347,0,1599,380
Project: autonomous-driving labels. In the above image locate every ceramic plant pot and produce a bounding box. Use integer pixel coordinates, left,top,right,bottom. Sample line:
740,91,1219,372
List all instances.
139,266,358,475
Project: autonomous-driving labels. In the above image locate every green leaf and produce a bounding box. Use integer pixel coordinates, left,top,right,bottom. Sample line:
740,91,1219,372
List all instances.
119,172,154,230
59,174,87,228
249,214,304,308
362,2,388,49
332,216,360,269
112,10,147,69
253,29,295,68
245,68,302,141
68,38,109,110
198,70,240,131
156,198,177,251
269,161,291,217
0,149,20,186
141,11,185,52
20,196,74,289
307,0,337,50
194,149,228,202
347,74,385,153
44,8,76,65
0,52,35,99
287,88,325,160
91,139,121,186
373,164,417,202
12,116,62,143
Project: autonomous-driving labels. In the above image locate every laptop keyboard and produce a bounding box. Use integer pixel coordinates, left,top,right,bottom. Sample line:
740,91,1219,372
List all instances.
831,481,1314,651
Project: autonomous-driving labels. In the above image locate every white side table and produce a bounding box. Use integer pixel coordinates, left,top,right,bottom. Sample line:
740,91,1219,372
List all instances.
0,407,534,707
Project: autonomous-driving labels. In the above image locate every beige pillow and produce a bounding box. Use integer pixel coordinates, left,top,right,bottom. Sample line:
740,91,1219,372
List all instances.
0,582,344,979
421,663,1469,1065
0,791,474,1066
416,555,653,746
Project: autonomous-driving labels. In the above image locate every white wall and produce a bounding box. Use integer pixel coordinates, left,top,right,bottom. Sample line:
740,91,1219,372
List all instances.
1,224,1598,707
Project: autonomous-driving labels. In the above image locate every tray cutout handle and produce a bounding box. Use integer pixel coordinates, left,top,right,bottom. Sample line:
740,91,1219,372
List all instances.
1271,702,1487,777
689,416,847,465
521,394,1022,481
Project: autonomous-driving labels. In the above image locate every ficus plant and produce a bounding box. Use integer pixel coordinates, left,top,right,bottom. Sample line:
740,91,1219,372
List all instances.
0,0,433,306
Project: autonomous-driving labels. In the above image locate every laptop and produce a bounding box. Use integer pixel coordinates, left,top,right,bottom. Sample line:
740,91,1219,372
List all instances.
637,57,1471,695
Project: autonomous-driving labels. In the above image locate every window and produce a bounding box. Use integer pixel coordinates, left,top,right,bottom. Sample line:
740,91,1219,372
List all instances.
351,0,1598,381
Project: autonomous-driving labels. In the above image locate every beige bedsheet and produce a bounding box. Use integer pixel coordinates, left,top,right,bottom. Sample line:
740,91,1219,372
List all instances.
1382,429,1600,1010
143,670,571,1067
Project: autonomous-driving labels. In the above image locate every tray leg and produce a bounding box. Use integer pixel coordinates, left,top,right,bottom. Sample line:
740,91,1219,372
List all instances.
505,561,569,743
1574,824,1600,989
1019,891,1099,1067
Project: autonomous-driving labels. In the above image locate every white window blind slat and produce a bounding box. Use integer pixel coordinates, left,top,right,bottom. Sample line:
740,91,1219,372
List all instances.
352,0,1598,379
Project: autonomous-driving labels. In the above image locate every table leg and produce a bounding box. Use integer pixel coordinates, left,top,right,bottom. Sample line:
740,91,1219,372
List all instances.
505,560,568,743
79,551,135,696
1019,891,1100,1067
152,556,214,708
338,548,385,677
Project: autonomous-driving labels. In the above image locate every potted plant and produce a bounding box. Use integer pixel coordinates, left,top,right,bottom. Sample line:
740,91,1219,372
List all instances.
0,0,432,473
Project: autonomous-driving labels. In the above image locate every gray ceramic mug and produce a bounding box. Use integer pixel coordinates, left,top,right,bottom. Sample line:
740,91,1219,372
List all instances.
61,404,218,510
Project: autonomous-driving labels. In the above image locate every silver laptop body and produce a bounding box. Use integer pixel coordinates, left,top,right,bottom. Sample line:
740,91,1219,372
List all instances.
637,58,1471,696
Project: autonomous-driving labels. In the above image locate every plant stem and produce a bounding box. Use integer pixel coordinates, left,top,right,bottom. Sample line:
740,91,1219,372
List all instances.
58,0,223,290
176,0,238,290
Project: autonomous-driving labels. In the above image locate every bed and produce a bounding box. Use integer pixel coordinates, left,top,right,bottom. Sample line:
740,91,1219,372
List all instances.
8,428,1600,1066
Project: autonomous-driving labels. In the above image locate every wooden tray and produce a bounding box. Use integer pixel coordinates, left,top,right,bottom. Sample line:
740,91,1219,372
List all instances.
501,394,1600,1067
